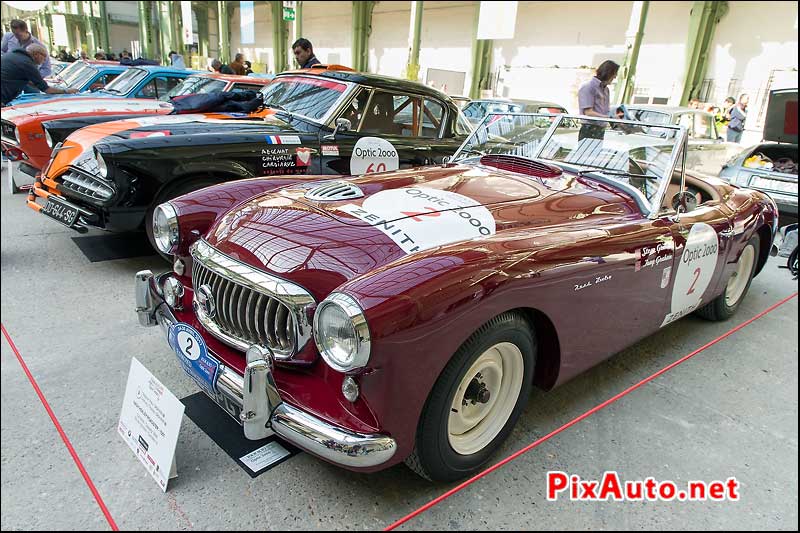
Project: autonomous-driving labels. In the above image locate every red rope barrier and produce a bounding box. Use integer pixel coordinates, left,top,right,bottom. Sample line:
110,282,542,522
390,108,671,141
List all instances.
385,292,798,531
2,323,120,531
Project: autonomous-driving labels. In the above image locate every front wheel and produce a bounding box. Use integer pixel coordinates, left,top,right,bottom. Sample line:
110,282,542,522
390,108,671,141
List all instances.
696,234,760,321
405,312,535,482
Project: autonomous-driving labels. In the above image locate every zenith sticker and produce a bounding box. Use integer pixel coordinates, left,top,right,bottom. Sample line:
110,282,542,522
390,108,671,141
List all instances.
265,135,301,145
339,187,496,254
350,137,399,174
321,144,339,156
661,223,719,327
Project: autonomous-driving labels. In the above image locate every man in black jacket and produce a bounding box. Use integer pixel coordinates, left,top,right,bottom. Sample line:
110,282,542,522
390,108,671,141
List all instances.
1,44,78,106
292,38,321,69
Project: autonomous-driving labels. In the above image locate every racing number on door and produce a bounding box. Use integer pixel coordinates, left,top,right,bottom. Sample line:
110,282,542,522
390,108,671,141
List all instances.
366,163,387,173
687,267,701,295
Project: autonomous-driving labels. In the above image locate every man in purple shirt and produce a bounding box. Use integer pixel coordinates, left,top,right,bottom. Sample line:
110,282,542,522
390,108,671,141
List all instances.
1,19,52,78
576,60,619,140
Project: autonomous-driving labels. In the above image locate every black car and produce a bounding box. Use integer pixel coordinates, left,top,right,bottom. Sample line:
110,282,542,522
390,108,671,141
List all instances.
31,68,473,254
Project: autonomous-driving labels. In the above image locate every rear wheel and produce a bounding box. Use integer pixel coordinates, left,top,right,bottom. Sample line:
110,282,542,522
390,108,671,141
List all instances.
145,178,218,262
696,234,759,321
404,312,535,482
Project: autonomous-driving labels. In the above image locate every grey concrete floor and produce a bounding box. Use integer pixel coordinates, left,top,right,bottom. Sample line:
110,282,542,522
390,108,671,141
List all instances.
1,174,798,531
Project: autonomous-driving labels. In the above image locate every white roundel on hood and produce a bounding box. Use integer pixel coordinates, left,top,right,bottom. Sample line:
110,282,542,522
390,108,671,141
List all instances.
339,187,496,254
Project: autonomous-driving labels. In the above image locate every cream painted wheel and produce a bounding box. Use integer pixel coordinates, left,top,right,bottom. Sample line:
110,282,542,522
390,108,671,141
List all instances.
725,243,756,307
447,342,524,456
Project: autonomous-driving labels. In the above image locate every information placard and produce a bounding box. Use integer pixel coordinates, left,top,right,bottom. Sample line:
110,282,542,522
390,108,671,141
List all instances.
118,358,185,492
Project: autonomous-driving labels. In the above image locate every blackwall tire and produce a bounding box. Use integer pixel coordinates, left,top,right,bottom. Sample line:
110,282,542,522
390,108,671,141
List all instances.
404,312,535,482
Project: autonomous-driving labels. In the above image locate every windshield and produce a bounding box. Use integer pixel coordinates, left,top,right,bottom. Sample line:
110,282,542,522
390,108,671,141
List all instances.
454,113,685,213
102,68,147,95
161,76,227,100
55,61,88,83
463,101,519,120
259,75,350,121
67,65,100,90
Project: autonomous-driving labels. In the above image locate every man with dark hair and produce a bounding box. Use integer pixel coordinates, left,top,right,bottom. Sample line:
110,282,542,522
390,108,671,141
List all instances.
292,38,320,69
576,59,619,140
94,51,106,60
1,19,52,77
2,43,78,105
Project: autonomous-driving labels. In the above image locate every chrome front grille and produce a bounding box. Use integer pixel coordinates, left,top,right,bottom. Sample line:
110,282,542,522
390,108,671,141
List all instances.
56,170,114,201
190,240,315,359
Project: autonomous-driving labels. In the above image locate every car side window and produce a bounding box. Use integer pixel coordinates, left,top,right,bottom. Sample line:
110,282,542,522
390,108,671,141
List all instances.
455,112,473,136
421,99,445,138
359,91,419,136
136,79,158,99
341,88,372,130
693,113,715,139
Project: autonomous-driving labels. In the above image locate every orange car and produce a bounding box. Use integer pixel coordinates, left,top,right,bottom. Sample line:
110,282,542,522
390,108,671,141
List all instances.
1,72,272,192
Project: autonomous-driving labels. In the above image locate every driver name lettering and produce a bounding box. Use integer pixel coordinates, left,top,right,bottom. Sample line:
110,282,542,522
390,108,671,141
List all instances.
574,274,613,291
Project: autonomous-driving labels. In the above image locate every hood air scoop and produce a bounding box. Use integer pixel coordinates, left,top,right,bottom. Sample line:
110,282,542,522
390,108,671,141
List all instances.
480,154,563,178
304,181,365,202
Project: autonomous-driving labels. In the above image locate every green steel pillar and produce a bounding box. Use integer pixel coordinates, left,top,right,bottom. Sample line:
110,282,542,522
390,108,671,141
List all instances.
614,1,650,105
351,1,375,72
295,1,303,44
159,1,174,64
468,4,492,99
405,1,423,81
172,0,184,54
98,1,110,52
138,1,152,58
271,1,288,72
680,1,728,106
198,4,209,58
217,0,230,63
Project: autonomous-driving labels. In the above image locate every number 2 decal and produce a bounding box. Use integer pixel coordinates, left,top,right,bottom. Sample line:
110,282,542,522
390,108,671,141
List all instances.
686,267,701,295
184,337,194,357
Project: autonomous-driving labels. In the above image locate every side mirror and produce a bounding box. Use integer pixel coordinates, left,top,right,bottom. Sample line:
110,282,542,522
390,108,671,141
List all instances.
335,118,352,133
671,190,699,214
441,155,452,165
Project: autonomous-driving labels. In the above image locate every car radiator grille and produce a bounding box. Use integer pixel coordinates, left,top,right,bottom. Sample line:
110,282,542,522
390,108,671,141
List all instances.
192,258,297,355
56,170,114,201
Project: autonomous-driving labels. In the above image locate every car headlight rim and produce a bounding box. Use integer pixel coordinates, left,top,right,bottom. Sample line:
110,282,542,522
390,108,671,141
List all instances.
313,292,371,373
44,128,54,148
14,126,21,144
153,202,180,255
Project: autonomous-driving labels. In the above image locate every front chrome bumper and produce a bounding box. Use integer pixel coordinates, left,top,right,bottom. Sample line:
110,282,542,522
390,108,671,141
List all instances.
135,270,397,469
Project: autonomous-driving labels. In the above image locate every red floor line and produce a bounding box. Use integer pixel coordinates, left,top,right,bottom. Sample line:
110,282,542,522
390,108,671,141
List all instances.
1,323,119,531
384,292,798,531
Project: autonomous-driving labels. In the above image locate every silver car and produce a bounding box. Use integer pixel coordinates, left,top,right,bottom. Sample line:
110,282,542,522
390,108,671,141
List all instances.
719,89,798,218
625,104,743,176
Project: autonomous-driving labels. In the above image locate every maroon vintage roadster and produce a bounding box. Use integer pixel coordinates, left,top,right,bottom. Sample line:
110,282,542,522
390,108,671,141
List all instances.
136,114,778,481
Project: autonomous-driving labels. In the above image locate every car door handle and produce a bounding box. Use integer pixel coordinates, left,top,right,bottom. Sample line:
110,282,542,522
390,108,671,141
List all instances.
720,228,735,238
414,146,432,151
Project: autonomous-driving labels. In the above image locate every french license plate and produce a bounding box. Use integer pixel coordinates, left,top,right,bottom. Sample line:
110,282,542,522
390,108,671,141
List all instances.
168,322,219,398
751,176,798,194
41,196,79,227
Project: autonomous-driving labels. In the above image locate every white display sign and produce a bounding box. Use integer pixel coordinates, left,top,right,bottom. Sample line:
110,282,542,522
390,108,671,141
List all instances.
118,358,185,492
240,441,291,473
181,1,194,45
51,14,69,47
477,1,518,40
240,0,255,45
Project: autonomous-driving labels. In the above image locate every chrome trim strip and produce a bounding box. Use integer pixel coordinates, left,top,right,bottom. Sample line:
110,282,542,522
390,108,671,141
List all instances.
190,239,315,360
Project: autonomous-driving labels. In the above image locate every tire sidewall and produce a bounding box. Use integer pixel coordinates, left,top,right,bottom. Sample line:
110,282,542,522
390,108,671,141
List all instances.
721,234,760,317
419,314,535,481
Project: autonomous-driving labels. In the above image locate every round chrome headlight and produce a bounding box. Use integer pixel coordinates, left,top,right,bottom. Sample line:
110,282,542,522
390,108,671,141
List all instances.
163,276,184,309
95,151,108,178
313,293,370,372
153,202,180,255
44,128,53,148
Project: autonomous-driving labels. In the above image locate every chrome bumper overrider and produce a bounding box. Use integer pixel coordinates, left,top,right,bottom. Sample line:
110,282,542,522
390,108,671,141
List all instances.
135,270,397,469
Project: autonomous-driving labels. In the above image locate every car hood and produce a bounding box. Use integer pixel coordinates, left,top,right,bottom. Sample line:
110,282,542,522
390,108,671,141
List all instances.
763,88,798,144
2,98,171,125
204,163,633,295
